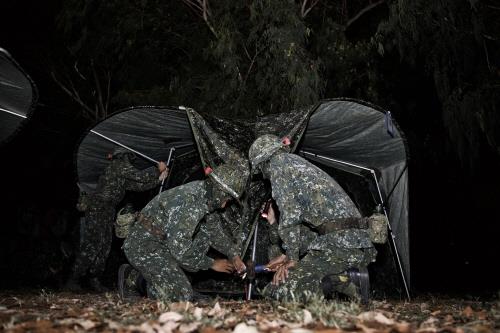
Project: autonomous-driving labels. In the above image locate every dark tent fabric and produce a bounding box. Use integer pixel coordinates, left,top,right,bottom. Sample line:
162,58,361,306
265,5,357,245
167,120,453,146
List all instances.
299,98,410,287
185,106,315,171
75,99,409,294
0,47,38,143
188,100,409,292
76,106,198,194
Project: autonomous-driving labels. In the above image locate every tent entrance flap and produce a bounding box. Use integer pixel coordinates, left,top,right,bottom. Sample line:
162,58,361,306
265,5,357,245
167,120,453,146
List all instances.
300,149,410,300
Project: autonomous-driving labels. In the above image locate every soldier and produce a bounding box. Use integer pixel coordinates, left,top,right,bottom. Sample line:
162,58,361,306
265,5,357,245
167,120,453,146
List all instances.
122,163,249,302
249,134,386,302
65,147,168,291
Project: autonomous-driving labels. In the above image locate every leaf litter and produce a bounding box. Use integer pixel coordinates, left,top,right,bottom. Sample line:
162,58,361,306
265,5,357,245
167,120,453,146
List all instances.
0,291,498,332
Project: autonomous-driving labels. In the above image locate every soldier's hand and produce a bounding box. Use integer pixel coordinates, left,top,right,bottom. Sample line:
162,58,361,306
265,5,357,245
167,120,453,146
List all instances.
231,255,246,275
158,161,167,173
263,204,277,225
272,260,296,285
211,259,234,274
159,168,169,181
266,254,288,272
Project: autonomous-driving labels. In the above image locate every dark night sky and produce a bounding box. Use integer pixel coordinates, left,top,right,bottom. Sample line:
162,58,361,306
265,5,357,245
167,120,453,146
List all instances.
0,0,499,296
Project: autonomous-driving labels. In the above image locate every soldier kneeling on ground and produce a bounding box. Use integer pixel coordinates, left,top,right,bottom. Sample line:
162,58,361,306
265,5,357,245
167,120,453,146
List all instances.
119,163,249,302
248,134,388,303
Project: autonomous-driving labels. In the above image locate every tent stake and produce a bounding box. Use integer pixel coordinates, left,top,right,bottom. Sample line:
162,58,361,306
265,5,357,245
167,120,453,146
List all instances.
300,150,411,301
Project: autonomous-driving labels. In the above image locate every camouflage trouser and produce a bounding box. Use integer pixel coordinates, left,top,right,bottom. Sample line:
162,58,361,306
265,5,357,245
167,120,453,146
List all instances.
263,247,376,301
72,204,115,277
123,223,193,302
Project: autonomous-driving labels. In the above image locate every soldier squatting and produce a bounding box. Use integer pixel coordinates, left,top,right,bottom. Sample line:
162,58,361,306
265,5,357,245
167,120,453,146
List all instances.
70,135,388,303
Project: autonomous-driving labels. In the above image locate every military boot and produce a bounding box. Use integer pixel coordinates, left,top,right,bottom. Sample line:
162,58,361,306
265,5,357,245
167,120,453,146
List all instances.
347,267,370,305
322,267,370,304
118,264,142,301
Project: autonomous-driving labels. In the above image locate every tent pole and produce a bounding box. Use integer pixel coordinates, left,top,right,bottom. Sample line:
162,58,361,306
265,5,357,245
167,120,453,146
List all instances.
0,107,28,119
90,130,159,164
370,169,411,300
247,220,259,301
158,148,175,194
300,150,411,300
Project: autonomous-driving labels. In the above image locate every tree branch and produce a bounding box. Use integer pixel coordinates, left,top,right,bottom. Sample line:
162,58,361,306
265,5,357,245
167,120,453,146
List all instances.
301,0,320,18
346,0,385,29
51,71,96,120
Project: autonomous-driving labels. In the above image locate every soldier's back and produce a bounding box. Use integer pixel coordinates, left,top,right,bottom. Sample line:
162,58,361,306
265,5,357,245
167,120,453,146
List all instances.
268,153,360,225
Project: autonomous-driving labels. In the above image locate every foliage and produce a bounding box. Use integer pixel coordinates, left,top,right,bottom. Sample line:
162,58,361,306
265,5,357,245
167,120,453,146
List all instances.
54,0,380,119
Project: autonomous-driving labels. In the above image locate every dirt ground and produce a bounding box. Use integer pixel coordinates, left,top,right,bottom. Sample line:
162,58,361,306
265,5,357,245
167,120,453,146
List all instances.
1,291,499,332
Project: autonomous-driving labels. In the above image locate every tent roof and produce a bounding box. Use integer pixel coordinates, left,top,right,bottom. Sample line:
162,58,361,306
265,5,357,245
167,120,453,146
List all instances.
0,47,38,144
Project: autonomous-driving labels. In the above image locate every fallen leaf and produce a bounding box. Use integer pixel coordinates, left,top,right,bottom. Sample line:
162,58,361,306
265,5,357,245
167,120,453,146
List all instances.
208,302,225,317
159,311,183,323
303,309,313,325
419,316,439,328
431,310,441,316
179,321,201,333
170,301,193,312
140,321,156,333
420,303,430,312
162,320,180,332
444,314,455,325
358,311,395,326
462,306,474,318
477,310,487,320
105,320,122,330
233,322,259,333
58,318,96,330
193,307,203,320
258,319,281,331
394,322,412,333
289,329,314,333
224,315,239,327
356,323,378,333
201,327,218,333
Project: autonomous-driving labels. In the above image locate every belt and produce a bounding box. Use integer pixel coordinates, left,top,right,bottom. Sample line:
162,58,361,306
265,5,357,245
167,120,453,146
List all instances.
138,214,166,240
316,217,369,235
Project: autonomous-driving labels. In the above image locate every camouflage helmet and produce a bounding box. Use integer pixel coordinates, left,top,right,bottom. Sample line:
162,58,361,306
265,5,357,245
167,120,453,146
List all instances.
205,163,249,199
248,134,288,168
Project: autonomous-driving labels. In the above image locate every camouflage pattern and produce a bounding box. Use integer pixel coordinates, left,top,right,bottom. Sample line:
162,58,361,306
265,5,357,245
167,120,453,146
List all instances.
263,245,376,301
264,229,377,301
262,152,362,261
72,154,160,278
124,171,247,301
206,163,249,200
367,213,388,244
247,136,377,300
248,134,288,169
115,206,138,239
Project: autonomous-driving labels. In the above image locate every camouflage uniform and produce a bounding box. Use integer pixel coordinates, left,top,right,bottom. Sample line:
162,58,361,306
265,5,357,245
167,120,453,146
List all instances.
249,135,376,300
123,164,248,301
71,150,160,280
